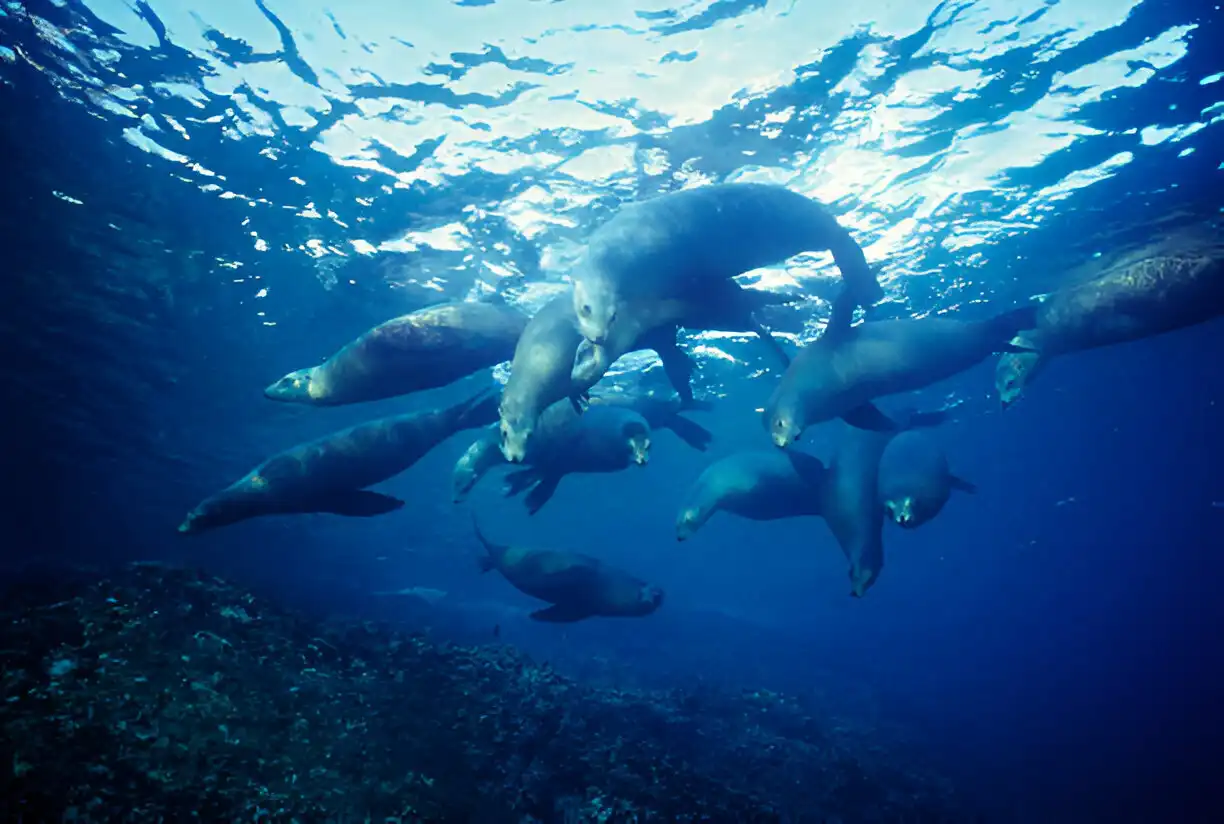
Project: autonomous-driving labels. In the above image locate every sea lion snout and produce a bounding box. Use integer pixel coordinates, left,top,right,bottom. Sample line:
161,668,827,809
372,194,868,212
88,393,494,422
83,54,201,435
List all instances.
886,497,916,527
630,436,650,465
498,416,531,463
640,584,665,612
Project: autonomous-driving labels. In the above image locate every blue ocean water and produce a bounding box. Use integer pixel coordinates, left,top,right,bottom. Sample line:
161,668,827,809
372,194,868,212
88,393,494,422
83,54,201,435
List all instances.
2,0,1223,821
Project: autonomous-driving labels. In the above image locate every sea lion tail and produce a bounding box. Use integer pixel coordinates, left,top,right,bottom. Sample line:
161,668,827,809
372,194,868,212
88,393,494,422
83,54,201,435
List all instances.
449,386,503,432
470,512,503,570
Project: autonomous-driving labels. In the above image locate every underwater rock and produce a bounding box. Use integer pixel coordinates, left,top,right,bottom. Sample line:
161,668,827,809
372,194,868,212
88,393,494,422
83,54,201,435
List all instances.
0,564,978,822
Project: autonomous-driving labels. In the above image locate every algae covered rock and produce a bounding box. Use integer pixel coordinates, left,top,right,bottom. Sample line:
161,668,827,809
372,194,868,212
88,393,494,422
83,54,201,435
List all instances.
0,564,975,822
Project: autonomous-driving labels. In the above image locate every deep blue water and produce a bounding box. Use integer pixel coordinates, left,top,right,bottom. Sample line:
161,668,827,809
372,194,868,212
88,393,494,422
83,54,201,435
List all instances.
2,0,1223,820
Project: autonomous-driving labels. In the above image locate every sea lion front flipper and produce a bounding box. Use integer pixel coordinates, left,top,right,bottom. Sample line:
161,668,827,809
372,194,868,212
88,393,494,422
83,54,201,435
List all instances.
521,475,562,515
842,402,899,432
665,414,714,452
950,475,978,494
529,602,595,623
569,392,591,414
502,468,544,497
748,312,791,367
313,490,404,517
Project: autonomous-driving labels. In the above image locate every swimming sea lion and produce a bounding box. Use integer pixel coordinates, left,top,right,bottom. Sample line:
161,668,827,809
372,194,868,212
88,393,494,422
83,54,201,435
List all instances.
996,248,1224,407
180,387,499,534
819,407,952,597
877,430,976,528
586,387,715,452
499,290,697,462
264,300,528,406
472,516,664,622
675,449,827,541
453,401,652,514
571,182,882,354
765,303,1038,444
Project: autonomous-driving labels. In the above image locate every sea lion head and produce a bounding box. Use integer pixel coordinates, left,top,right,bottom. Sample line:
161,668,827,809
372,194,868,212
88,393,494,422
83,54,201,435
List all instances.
629,582,665,616
620,416,651,465
498,414,531,463
264,367,325,403
763,395,803,448
995,342,1041,410
674,504,710,542
572,276,618,346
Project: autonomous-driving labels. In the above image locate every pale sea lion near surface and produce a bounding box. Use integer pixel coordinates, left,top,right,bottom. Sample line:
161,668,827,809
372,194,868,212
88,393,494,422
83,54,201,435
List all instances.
472,516,664,623
765,301,1038,445
453,401,652,515
877,430,976,529
179,388,499,534
264,300,528,406
675,449,827,541
571,182,883,355
498,290,697,462
570,275,797,394
995,247,1224,408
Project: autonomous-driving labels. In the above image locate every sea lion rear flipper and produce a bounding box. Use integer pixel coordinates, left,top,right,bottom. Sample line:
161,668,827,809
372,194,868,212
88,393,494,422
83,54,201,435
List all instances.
748,312,791,367
529,602,594,623
950,475,978,494
314,490,404,517
842,402,899,432
570,392,591,414
664,414,714,452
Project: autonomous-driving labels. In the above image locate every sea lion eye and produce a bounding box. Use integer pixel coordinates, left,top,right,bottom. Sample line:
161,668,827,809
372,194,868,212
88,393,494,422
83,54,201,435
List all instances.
580,303,592,317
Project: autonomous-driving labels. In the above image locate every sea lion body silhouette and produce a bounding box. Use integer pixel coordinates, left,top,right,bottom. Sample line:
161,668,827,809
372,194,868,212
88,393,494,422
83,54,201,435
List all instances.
265,300,527,406
766,304,1037,445
675,449,826,541
571,182,882,354
877,430,976,528
996,248,1224,407
499,291,696,461
473,518,664,623
180,388,499,534
453,401,651,514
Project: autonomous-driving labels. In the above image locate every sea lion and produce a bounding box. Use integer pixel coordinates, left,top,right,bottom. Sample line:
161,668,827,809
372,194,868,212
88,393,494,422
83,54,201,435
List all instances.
586,387,714,452
180,387,499,534
264,300,528,406
818,407,953,597
996,248,1224,407
453,401,651,514
472,516,664,622
877,430,976,528
499,290,697,462
765,303,1038,445
675,449,827,541
571,182,883,354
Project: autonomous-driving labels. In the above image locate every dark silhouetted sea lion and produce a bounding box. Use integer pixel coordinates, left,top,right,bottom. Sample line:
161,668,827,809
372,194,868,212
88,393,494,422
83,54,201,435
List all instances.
996,247,1224,407
499,290,697,462
472,516,664,622
453,401,651,514
571,182,883,354
675,449,826,541
264,300,528,406
180,388,499,533
877,430,976,529
765,303,1037,444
